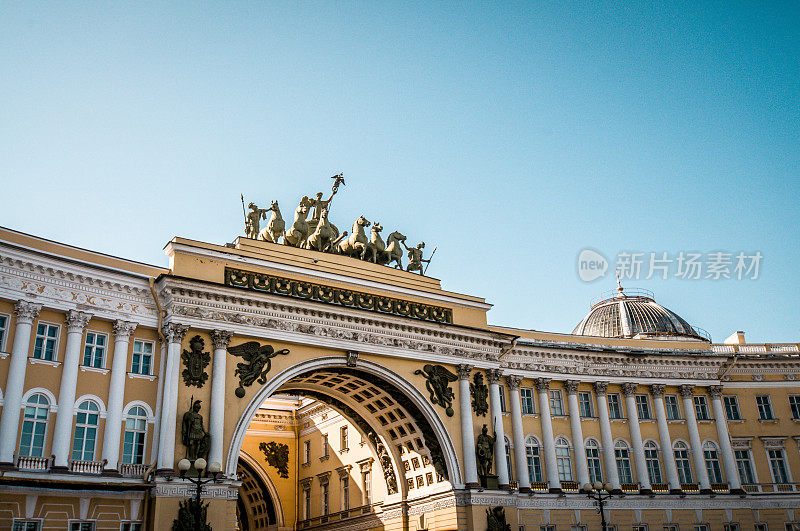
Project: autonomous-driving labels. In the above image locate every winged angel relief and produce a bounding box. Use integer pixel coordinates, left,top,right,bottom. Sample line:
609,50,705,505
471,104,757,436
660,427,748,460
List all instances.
227,341,290,398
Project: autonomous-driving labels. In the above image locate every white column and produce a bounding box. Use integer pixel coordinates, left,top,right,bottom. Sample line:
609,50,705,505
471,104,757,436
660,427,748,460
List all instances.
651,384,681,493
565,380,589,488
157,322,188,472
680,384,711,493
506,375,531,492
487,369,509,488
709,385,743,493
594,381,621,492
52,310,92,469
101,320,137,473
0,301,41,465
209,330,232,472
622,383,651,493
456,364,479,488
535,378,561,493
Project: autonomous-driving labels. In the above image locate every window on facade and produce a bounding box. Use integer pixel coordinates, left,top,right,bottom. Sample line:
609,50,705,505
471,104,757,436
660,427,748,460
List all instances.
632,525,648,531
131,340,153,375
673,442,693,484
525,437,543,483
505,437,513,481
703,442,723,484
734,449,755,484
768,449,790,484
570,526,587,531
607,393,623,419
121,523,143,531
578,391,593,417
303,440,311,464
555,437,573,481
723,396,741,421
790,396,800,420
12,520,40,531
20,393,50,457
340,426,348,451
753,525,768,531
723,524,740,531
635,395,652,420
663,526,677,531
322,434,329,457
321,483,329,515
33,323,59,361
539,526,555,531
664,395,680,420
302,488,311,519
71,400,100,461
614,441,633,484
585,439,602,483
694,396,710,420
341,475,350,511
0,313,8,352
693,526,710,531
68,523,95,531
757,396,775,420
122,406,147,464
549,390,564,416
521,388,535,414
362,470,372,505
498,386,507,412
785,523,800,531
644,441,662,484
82,332,107,368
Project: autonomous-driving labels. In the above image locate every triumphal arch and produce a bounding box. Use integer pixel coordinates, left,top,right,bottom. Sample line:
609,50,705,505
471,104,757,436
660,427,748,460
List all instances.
1,177,799,530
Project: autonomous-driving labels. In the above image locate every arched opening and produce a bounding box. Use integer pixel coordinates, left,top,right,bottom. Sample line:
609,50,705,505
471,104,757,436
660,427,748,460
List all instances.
229,357,461,530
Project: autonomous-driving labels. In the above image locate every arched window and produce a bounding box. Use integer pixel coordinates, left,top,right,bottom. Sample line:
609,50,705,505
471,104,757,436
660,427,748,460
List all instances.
504,437,513,482
703,441,723,484
20,393,50,457
122,406,148,465
555,437,573,482
673,441,693,484
614,441,633,484
585,439,603,483
72,400,100,461
525,437,543,483
644,441,662,484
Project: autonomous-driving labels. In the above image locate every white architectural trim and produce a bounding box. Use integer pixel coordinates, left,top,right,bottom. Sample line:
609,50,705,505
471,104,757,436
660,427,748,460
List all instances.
123,400,156,422
21,387,58,411
239,450,286,527
74,394,108,418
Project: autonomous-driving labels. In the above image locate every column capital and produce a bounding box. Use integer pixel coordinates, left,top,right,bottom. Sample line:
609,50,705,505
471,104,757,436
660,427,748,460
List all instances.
163,322,189,343
564,380,580,395
13,300,42,324
456,364,473,380
650,384,666,398
113,320,138,340
621,382,638,397
486,368,503,385
65,309,92,333
593,381,609,395
679,384,695,398
211,329,234,350
707,385,723,399
505,375,522,391
534,378,551,392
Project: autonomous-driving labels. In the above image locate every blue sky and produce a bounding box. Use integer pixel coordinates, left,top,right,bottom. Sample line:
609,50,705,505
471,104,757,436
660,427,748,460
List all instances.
1,2,798,342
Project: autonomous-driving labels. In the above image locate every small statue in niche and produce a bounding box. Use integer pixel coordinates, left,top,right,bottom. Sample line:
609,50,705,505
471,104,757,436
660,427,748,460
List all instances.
181,399,211,461
475,424,496,486
259,441,290,478
486,506,511,531
181,335,210,388
470,372,489,417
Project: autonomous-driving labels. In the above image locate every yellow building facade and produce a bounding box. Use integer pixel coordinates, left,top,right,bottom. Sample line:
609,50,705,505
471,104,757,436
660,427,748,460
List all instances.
0,222,798,531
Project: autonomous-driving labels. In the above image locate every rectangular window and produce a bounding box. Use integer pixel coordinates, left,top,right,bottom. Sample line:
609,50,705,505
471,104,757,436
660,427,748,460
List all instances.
694,396,710,420
754,525,768,531
757,396,774,420
122,416,146,465
662,526,677,531
723,524,740,531
321,483,329,515
340,426,349,451
664,395,680,420
69,523,95,531
322,434,329,458
33,322,59,361
521,388,535,414
0,313,8,352
341,475,350,511
539,526,555,531
526,443,543,483
12,522,41,531
734,449,755,484
607,393,623,419
694,526,710,531
499,386,507,412
789,396,800,420
82,331,107,368
303,440,311,464
768,449,789,484
363,470,372,505
131,340,154,375
632,525,648,531
121,524,143,531
302,488,311,519
635,395,651,420
723,396,741,421
549,389,564,416
578,391,593,417
785,524,800,531
570,526,587,531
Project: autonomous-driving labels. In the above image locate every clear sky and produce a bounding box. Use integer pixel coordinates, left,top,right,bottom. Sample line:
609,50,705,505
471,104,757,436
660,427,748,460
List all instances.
1,2,798,342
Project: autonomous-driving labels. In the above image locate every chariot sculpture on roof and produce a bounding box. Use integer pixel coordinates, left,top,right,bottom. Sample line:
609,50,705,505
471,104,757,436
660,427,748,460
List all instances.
241,173,435,275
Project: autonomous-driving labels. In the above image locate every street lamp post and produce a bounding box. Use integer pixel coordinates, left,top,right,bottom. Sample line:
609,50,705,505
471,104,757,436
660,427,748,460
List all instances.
177,458,223,531
582,481,616,531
